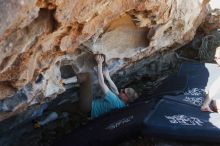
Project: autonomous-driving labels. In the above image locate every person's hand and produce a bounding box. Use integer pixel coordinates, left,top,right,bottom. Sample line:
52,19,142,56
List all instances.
95,54,104,65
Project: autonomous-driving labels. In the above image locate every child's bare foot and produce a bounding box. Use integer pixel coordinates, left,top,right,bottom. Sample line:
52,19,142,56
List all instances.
201,106,214,112
201,95,213,112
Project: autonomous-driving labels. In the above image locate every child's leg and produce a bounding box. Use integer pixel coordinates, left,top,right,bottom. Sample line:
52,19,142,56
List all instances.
77,73,93,113
201,95,213,112
211,99,220,113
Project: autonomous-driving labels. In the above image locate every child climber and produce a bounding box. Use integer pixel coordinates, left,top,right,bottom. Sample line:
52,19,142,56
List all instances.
201,46,220,112
78,54,138,118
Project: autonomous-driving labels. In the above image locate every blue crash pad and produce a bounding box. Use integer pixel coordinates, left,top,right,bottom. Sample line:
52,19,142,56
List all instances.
149,74,188,98
53,101,155,146
163,87,206,108
178,62,220,91
144,99,220,142
54,62,220,145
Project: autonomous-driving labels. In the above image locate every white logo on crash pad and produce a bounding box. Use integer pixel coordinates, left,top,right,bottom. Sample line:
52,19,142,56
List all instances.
105,115,134,130
165,115,204,126
183,96,203,106
184,88,206,96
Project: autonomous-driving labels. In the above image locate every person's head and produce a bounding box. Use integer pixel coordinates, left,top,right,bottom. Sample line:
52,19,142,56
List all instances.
214,46,220,66
119,87,138,104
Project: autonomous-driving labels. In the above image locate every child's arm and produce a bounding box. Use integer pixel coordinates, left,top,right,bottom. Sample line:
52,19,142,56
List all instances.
96,55,109,94
103,68,119,95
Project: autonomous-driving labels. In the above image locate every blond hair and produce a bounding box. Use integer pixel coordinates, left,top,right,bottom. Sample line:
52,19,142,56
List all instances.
126,88,138,102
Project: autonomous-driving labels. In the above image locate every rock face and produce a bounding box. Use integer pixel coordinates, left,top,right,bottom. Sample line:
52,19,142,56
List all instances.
0,0,211,121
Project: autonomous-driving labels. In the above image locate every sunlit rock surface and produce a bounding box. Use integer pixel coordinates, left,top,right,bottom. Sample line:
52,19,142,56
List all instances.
0,0,212,121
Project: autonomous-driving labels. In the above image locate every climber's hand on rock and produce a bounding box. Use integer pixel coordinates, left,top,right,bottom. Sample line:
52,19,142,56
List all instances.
95,54,104,65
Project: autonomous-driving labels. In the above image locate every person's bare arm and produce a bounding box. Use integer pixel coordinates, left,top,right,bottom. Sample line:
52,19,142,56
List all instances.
96,55,109,94
103,68,119,95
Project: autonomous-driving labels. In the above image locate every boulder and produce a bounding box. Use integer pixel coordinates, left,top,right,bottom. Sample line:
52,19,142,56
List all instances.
0,0,211,120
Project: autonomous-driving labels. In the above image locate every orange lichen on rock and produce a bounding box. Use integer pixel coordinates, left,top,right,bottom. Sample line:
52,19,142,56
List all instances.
0,83,16,100
0,0,210,91
36,0,57,10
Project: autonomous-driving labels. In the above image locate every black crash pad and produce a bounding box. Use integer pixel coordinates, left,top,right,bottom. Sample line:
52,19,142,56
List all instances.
53,101,156,146
163,87,206,108
178,62,220,91
144,99,220,142
150,74,188,98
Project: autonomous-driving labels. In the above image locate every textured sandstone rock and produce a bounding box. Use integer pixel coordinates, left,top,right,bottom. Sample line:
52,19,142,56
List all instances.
0,83,16,100
0,0,211,120
0,9,53,88
0,0,39,37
